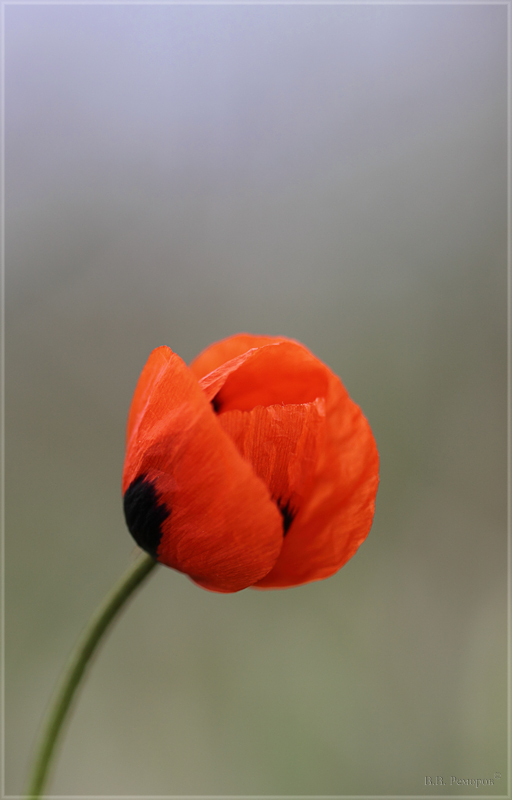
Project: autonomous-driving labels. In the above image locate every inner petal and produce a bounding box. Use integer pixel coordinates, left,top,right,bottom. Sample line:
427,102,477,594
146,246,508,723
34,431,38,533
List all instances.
218,400,326,534
200,341,330,413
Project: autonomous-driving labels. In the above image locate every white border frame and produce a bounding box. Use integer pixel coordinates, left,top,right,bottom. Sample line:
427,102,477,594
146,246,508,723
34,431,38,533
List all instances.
1,2,509,798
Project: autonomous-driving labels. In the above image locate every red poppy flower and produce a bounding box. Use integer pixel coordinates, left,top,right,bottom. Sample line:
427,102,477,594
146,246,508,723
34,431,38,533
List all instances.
122,334,379,593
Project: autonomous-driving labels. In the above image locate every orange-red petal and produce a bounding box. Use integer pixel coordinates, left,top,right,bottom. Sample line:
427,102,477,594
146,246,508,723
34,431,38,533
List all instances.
189,333,288,380
254,371,379,588
195,337,379,588
123,346,284,592
199,340,330,412
217,401,325,533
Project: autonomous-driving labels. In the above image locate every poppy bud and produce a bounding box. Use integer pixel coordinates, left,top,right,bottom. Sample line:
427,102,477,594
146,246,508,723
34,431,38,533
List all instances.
122,334,379,592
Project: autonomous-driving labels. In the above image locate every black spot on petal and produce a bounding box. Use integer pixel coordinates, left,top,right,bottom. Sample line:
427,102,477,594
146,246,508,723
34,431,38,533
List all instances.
123,474,170,559
277,498,296,536
211,393,222,413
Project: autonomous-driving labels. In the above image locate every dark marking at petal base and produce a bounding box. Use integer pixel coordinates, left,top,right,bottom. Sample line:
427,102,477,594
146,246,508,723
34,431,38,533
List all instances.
211,393,222,413
123,474,170,559
277,498,296,536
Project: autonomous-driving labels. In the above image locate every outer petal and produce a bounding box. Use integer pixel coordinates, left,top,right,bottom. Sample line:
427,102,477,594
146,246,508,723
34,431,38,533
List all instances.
189,333,288,380
123,347,283,593
126,346,172,447
254,372,379,589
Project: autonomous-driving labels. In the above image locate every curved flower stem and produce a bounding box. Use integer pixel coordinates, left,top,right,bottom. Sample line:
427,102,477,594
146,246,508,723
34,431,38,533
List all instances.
25,553,158,799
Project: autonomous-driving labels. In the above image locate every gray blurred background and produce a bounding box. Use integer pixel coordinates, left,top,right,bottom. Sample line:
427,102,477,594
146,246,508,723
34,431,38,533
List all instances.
5,3,507,796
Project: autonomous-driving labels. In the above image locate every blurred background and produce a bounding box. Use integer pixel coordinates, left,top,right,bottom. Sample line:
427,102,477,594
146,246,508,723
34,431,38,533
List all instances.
5,3,507,796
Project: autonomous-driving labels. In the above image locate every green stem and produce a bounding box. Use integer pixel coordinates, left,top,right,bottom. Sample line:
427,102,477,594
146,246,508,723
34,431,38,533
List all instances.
25,553,158,799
